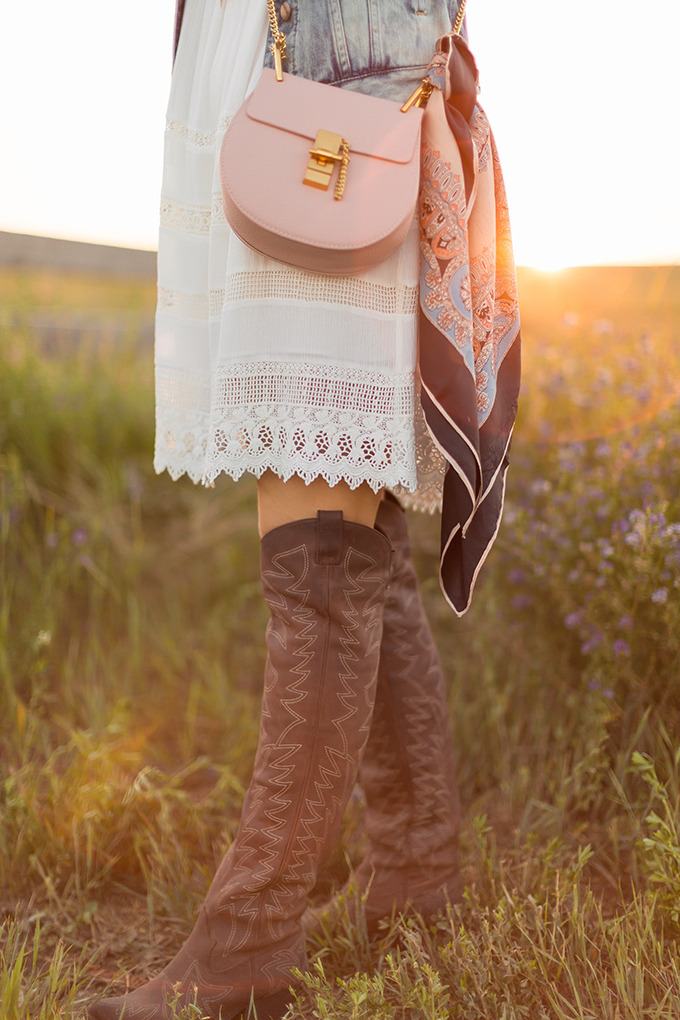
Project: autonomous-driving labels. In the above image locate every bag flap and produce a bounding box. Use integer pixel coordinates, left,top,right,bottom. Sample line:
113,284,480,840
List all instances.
246,68,423,164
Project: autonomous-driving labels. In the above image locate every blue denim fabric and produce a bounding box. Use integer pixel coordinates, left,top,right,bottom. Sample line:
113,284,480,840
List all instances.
263,0,464,102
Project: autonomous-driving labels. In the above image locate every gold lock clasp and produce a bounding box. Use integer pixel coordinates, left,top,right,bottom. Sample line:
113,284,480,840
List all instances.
304,131,350,200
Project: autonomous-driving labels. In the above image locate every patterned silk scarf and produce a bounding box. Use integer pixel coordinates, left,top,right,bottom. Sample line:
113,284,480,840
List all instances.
418,35,521,616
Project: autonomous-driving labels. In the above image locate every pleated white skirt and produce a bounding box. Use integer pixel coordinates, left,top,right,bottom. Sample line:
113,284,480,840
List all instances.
154,0,444,508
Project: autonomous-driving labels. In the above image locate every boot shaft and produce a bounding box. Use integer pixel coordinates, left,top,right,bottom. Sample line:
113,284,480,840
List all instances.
207,512,392,924
88,513,392,1020
361,496,460,868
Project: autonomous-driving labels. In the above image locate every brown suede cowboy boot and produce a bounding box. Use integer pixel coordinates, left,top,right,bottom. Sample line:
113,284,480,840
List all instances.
87,511,391,1020
306,495,462,935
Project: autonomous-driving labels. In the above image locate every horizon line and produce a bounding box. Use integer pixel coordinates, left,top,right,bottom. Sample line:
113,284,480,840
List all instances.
1,229,679,275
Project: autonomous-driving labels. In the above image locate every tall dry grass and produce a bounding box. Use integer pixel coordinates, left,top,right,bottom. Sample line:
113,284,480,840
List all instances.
2,263,680,1017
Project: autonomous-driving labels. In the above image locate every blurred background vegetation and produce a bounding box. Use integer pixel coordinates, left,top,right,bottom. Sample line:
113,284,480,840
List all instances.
2,258,680,1017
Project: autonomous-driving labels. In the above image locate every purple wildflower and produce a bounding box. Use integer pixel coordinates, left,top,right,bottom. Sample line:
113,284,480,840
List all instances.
507,569,526,585
581,632,604,655
530,480,552,496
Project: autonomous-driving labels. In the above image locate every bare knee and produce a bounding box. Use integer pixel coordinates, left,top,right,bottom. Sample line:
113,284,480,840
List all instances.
256,471,383,537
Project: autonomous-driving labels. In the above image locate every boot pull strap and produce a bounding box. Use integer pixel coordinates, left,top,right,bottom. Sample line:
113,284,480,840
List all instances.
316,511,344,565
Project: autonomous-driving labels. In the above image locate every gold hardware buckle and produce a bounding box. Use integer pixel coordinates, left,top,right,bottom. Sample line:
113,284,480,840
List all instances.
401,79,434,113
304,131,350,200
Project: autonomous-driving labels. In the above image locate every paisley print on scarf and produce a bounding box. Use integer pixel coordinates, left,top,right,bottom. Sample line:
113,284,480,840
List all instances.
417,33,521,615
420,148,469,342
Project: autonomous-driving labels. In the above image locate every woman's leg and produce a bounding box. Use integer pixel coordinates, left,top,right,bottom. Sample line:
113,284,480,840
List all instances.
257,470,382,536
88,474,390,1020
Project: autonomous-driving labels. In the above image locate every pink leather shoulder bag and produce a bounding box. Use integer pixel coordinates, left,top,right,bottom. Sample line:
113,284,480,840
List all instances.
219,0,426,275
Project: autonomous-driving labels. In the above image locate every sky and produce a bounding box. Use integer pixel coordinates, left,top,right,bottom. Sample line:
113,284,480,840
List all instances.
1,0,678,269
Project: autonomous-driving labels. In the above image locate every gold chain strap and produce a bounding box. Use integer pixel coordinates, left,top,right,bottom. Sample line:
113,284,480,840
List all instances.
266,0,287,78
452,0,467,36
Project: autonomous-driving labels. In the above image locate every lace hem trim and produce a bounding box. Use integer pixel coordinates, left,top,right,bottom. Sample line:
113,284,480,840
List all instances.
154,364,444,510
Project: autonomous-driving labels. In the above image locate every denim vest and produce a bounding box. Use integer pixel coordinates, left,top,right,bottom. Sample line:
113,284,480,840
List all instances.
262,0,464,103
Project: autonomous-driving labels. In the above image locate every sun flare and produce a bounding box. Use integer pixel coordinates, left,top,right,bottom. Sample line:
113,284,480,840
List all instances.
524,256,576,272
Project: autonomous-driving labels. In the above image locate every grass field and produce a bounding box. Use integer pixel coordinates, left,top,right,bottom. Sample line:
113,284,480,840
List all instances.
2,262,680,1018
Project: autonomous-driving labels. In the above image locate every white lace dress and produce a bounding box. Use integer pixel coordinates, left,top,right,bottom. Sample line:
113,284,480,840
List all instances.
154,0,444,509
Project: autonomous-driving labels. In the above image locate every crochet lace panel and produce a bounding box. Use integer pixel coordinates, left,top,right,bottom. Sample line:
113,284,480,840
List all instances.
154,363,444,509
158,276,418,321
221,272,419,316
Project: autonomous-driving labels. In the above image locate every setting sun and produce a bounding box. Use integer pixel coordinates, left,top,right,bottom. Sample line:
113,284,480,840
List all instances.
521,255,577,273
